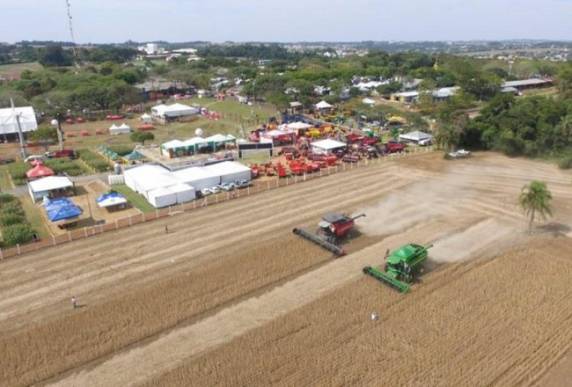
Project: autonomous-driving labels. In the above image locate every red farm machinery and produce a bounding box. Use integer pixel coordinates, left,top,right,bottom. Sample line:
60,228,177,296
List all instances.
293,212,366,256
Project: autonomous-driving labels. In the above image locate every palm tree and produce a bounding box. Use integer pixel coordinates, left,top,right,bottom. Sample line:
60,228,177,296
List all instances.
519,181,553,232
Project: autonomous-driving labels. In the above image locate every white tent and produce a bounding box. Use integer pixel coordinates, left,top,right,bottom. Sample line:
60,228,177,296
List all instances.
147,187,178,208
206,134,230,143
203,161,251,184
182,137,207,147
109,123,131,135
124,164,173,196
311,139,347,154
315,101,333,110
0,106,37,135
362,98,376,106
140,113,152,123
399,130,433,143
162,139,185,150
286,122,313,130
151,103,199,119
167,183,196,204
172,167,220,191
97,194,128,208
28,176,74,203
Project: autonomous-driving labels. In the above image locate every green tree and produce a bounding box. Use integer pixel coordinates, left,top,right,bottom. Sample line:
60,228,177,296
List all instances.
39,45,72,67
30,127,58,151
130,132,154,145
519,181,552,232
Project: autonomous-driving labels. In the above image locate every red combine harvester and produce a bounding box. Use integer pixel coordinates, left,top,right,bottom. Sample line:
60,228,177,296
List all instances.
293,212,366,256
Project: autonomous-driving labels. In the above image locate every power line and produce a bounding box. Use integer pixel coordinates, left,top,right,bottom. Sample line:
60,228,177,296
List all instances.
65,0,80,66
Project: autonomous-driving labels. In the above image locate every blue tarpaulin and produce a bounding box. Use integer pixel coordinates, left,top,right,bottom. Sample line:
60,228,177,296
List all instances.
44,198,82,222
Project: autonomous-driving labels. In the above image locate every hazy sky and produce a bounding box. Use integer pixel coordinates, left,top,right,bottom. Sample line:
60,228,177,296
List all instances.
1,0,571,43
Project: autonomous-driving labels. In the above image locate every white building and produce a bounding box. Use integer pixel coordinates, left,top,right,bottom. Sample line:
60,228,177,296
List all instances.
28,176,74,203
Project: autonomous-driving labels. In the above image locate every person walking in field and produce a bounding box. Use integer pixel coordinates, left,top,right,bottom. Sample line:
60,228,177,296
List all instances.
71,296,77,309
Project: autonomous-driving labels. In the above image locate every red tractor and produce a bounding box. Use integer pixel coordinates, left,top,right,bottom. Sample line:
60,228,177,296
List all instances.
385,141,406,153
293,212,366,256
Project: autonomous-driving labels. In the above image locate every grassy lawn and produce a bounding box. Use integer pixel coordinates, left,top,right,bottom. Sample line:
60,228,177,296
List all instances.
56,98,279,152
0,166,13,191
113,184,155,213
0,62,42,79
20,196,51,239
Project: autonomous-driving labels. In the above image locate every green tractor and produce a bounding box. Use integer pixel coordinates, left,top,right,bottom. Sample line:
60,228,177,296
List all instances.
363,243,433,293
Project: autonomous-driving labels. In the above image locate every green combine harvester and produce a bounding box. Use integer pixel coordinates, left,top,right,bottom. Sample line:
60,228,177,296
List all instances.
363,243,433,293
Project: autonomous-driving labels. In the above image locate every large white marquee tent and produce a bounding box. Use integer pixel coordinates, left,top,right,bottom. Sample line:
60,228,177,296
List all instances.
0,106,38,135
124,161,251,208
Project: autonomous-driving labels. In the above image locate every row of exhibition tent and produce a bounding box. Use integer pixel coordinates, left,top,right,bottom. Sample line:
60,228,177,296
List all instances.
124,161,251,208
162,134,237,158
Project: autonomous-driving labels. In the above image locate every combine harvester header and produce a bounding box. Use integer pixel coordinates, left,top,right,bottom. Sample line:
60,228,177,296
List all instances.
293,213,366,257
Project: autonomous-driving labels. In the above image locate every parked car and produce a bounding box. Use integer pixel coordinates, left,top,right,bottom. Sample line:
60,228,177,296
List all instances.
220,182,236,191
200,188,213,197
210,186,221,194
24,155,46,163
446,149,471,159
418,138,432,147
235,179,252,189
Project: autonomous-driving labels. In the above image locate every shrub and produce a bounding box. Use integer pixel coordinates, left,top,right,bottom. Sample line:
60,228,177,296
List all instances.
77,149,112,172
558,156,572,170
109,145,134,156
0,213,25,227
0,202,25,217
0,193,16,205
2,224,35,246
44,159,85,176
7,162,29,186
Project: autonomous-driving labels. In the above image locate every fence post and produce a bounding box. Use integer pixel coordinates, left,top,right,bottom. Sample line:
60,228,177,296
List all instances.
17,244,21,255
215,194,218,203
0,248,3,260
52,235,56,246
226,192,230,201
115,220,119,230
142,212,146,222
193,200,196,209
156,209,159,218
266,180,270,190
68,231,72,241
247,186,250,195
128,216,132,226
84,227,88,238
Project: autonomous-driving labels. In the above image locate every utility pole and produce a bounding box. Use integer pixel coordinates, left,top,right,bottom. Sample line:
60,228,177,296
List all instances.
11,99,27,159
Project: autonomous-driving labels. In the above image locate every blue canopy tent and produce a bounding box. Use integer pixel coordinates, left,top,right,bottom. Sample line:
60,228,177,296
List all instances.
44,198,82,223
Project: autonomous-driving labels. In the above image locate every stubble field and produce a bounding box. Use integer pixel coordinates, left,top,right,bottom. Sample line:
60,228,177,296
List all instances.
1,152,571,387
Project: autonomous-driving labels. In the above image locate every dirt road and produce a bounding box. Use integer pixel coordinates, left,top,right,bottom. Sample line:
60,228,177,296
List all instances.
1,152,571,387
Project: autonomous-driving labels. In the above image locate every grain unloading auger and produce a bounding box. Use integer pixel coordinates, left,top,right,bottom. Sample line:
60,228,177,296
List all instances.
363,243,433,293
293,213,366,257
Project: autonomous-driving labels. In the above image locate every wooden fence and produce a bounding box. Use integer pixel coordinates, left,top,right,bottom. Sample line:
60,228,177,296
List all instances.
0,146,435,261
